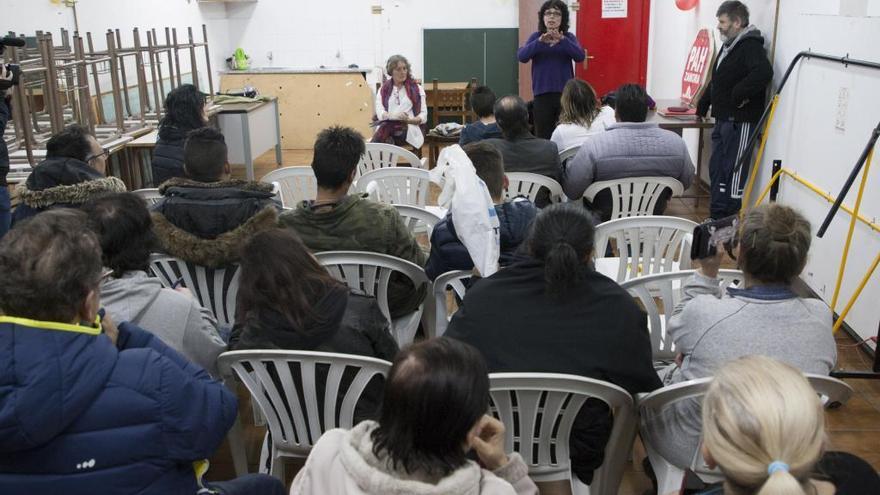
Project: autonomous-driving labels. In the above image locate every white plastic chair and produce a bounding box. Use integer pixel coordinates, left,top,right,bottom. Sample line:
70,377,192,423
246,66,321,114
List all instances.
148,255,240,327
393,204,442,240
315,251,430,347
430,269,471,338
639,374,853,495
620,269,744,363
356,142,427,180
260,166,316,208
583,177,684,219
133,187,163,206
217,350,392,480
559,145,580,165
593,216,697,284
356,167,432,207
489,373,638,495
504,172,567,204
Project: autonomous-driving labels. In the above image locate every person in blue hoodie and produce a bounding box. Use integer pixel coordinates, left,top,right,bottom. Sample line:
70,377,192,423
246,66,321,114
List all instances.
425,141,538,280
0,209,283,495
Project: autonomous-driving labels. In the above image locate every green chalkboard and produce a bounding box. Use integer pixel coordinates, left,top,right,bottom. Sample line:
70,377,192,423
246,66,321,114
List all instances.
423,28,519,101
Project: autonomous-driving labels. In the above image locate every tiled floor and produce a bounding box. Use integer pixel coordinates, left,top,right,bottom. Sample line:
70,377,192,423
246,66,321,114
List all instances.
213,148,880,494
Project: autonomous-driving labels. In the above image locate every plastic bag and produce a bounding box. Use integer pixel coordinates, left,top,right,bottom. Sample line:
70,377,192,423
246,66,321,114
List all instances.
430,145,500,276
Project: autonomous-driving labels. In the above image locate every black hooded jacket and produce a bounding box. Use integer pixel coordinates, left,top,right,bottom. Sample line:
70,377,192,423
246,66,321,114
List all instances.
697,27,773,123
151,125,191,186
229,287,399,423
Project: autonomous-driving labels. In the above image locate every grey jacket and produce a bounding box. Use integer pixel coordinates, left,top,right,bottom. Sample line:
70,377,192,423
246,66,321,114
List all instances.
642,272,837,468
485,134,560,207
100,270,226,377
562,122,695,200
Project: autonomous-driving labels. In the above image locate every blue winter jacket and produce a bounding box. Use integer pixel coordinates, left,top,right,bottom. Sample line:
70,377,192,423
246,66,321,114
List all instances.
0,316,237,495
425,197,538,280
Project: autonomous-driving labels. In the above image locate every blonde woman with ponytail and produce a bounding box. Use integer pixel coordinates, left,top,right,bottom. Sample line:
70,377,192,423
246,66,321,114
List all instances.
695,356,880,495
642,204,837,469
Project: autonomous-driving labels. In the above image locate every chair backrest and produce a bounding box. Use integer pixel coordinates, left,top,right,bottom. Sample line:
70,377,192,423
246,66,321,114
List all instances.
504,172,566,204
355,167,432,207
620,269,744,361
558,145,580,165
428,78,477,127
393,204,442,240
594,215,698,283
639,373,853,478
489,373,637,495
133,187,163,206
430,269,471,338
356,143,425,180
149,255,240,326
260,166,317,208
315,251,430,346
217,350,391,457
583,177,685,219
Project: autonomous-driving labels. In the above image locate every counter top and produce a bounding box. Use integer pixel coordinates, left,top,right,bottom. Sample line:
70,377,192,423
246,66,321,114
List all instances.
220,67,369,75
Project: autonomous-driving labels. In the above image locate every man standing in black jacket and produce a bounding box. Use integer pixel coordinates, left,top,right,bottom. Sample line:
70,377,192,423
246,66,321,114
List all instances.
697,1,773,219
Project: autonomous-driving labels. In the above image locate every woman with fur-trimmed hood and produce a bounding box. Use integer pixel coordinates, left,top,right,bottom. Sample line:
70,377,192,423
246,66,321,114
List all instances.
11,124,125,227
151,127,280,267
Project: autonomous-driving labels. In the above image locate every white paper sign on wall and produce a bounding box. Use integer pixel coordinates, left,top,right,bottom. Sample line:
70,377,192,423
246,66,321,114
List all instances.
602,0,628,18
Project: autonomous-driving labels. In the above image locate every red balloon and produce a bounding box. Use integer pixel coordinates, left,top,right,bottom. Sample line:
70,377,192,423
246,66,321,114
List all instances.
676,0,699,10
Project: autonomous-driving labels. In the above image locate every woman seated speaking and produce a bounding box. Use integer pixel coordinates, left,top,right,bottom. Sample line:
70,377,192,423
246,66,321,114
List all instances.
372,54,428,150
291,338,537,494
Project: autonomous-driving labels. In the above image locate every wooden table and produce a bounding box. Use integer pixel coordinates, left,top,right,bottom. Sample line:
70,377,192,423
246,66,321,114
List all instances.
215,98,283,180
650,100,715,205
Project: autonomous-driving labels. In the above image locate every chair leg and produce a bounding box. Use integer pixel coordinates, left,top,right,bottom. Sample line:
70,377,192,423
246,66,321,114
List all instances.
268,447,285,481
227,415,249,476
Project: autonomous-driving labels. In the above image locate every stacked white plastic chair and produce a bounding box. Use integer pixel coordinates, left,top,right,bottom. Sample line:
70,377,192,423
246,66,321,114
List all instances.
355,142,427,181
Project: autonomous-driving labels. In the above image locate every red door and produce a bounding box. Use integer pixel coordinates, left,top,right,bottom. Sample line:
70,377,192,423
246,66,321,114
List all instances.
575,0,651,97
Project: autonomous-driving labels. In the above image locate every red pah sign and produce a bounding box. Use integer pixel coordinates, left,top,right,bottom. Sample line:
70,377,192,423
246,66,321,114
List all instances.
681,28,714,105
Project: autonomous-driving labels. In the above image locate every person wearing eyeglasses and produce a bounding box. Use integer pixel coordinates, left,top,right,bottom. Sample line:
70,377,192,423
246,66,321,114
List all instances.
517,0,585,140
10,124,125,227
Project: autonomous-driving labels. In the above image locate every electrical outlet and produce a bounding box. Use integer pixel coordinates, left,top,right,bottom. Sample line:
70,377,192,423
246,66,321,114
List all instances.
835,87,849,131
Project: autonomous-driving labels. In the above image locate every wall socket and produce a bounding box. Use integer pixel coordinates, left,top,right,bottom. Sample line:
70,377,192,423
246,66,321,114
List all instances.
835,87,849,131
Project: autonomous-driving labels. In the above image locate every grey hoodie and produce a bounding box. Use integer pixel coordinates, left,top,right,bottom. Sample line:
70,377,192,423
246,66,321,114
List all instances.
100,270,226,376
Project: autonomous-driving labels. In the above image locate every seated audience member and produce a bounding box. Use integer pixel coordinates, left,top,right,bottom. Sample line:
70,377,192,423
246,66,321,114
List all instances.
279,125,426,318
83,193,225,377
291,337,538,494
0,210,283,495
643,203,836,469
152,84,208,185
484,95,561,207
425,142,537,280
11,124,124,226
696,356,880,495
372,54,427,149
562,83,694,221
459,86,503,145
445,204,661,484
229,228,398,421
151,127,279,267
550,78,616,152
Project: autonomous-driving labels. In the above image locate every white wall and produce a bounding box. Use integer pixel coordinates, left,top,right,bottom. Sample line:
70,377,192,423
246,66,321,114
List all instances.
225,0,518,86
647,0,880,346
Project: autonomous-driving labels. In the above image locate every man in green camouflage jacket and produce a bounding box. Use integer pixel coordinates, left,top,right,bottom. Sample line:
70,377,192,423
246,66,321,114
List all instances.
279,126,426,318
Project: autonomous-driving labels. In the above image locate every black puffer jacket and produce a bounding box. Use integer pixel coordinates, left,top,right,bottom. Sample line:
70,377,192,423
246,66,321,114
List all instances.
0,97,10,187
697,27,773,123
229,287,399,423
151,125,192,186
425,197,538,280
151,177,281,267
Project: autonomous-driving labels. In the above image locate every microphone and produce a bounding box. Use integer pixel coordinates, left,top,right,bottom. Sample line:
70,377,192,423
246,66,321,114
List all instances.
0,36,26,48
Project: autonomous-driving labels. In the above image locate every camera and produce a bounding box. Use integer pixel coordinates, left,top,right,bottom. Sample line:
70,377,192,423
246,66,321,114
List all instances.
0,36,26,90
690,214,739,260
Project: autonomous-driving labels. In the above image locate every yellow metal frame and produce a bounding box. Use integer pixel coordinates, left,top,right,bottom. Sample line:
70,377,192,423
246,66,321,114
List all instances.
751,147,878,334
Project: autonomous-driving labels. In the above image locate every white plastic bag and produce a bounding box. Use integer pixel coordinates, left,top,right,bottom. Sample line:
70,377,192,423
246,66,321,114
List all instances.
430,145,500,276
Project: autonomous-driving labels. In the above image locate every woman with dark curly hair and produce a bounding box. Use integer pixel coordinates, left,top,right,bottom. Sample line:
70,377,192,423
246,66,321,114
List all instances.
517,0,585,140
151,84,208,185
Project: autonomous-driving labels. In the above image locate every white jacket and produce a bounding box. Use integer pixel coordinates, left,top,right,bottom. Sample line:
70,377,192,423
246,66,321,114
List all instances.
291,421,538,495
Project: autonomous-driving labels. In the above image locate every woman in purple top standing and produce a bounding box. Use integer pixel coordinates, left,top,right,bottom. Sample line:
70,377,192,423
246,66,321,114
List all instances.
517,0,586,140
